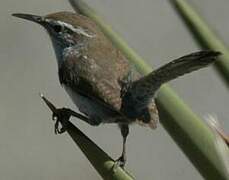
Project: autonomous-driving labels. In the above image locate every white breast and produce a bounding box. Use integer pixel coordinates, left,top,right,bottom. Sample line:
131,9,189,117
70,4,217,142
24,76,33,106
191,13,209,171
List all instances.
63,85,116,123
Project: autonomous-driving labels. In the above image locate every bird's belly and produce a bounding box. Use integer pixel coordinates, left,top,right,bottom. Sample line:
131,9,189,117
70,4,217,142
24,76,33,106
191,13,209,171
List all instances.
63,85,117,123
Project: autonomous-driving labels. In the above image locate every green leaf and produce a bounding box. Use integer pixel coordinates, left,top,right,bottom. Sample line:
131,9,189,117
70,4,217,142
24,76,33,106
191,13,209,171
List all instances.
68,0,229,179
66,121,135,180
40,94,134,180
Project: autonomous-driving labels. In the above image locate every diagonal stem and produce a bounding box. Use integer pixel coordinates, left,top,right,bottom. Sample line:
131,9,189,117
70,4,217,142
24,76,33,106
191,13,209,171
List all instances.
40,93,134,180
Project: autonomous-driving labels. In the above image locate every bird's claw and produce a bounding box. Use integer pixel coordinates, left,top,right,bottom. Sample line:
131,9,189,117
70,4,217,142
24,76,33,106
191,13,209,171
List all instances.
113,155,126,170
54,118,65,134
40,94,72,134
52,108,71,134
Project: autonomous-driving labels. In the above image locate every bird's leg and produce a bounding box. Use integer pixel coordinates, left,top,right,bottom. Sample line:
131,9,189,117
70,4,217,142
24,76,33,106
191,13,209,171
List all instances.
114,124,129,168
40,94,91,134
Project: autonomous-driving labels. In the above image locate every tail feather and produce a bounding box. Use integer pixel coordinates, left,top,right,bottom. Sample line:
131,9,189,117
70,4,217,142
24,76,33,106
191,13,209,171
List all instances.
121,50,221,117
150,50,221,87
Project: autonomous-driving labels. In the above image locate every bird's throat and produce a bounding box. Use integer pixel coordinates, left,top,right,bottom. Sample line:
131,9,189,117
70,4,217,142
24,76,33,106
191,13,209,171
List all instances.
51,37,87,69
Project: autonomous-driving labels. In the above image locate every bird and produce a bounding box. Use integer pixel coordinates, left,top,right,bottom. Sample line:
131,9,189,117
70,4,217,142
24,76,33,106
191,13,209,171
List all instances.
12,11,221,167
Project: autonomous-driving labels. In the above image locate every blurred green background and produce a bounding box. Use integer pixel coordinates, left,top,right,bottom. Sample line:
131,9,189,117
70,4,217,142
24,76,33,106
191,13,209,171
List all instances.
1,0,228,179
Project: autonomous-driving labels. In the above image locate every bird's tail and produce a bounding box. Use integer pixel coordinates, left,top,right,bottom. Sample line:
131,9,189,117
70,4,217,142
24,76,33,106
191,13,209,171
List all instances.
121,50,221,118
147,50,221,88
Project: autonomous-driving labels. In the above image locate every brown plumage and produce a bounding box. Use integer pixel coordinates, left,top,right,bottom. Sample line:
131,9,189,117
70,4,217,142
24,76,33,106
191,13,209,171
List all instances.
13,11,221,167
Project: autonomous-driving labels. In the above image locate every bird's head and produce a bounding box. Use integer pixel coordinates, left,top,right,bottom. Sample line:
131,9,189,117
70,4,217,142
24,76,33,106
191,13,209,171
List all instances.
12,12,96,65
12,11,95,47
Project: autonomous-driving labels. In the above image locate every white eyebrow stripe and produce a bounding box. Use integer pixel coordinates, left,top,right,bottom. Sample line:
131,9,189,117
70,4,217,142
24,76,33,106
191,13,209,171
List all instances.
56,20,95,38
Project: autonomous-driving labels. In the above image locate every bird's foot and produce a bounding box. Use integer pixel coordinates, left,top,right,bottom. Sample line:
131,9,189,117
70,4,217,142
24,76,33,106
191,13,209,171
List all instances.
40,93,92,134
52,107,72,134
113,155,126,170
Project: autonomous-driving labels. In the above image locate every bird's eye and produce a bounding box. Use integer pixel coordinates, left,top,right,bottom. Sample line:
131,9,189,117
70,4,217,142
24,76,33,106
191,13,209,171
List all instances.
53,24,63,33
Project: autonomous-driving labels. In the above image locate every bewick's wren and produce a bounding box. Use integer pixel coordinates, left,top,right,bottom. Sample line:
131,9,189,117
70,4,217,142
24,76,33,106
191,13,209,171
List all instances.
12,11,220,167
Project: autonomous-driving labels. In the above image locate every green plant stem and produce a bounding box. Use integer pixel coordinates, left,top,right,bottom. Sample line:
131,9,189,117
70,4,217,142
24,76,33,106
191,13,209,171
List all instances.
40,94,134,180
69,0,229,179
66,121,134,180
170,0,229,86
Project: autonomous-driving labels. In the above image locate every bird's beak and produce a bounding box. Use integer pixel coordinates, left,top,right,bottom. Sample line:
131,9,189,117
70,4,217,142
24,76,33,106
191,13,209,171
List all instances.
12,13,45,25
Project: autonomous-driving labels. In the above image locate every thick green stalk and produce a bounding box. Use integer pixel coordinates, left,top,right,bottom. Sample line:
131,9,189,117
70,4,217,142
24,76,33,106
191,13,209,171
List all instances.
66,121,134,180
69,0,229,179
40,94,134,180
170,0,229,86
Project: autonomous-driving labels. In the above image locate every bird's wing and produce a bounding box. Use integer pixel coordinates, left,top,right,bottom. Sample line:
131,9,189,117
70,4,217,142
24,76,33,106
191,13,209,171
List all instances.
122,50,221,116
58,49,133,118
